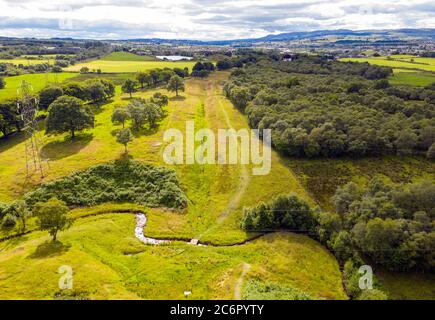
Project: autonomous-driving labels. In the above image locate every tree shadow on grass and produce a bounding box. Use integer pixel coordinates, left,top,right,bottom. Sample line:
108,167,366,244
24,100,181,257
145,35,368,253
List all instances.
0,130,28,153
1,234,30,251
28,240,71,259
41,133,93,160
132,125,159,137
169,95,186,101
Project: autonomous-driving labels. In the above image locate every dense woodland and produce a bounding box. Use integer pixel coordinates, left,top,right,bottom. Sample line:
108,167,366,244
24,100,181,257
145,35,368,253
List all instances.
241,178,434,299
224,54,435,159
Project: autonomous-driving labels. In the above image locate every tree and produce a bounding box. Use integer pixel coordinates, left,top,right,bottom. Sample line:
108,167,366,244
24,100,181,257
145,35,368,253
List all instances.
142,102,163,128
122,79,137,98
167,75,185,97
395,129,418,155
216,59,232,70
10,200,31,232
160,69,175,83
34,198,73,242
85,80,107,104
62,82,88,100
127,99,147,130
46,95,94,140
111,105,130,128
0,77,5,89
136,72,151,89
51,66,63,73
99,79,115,99
151,92,169,108
149,70,160,86
116,128,133,153
80,66,90,74
39,86,64,109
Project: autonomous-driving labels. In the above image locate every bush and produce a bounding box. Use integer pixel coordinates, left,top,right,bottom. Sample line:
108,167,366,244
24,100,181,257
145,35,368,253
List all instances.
24,161,187,210
242,279,312,300
241,193,317,232
1,213,17,229
357,289,388,300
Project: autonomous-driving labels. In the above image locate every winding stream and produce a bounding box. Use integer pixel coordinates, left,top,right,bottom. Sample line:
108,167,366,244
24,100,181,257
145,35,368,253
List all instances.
134,213,206,246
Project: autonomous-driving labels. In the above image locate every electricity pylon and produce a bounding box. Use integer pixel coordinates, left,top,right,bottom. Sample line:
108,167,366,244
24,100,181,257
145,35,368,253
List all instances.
17,80,48,178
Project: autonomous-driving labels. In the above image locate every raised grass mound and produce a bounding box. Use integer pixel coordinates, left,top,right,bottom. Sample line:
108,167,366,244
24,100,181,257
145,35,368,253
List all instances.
24,160,187,209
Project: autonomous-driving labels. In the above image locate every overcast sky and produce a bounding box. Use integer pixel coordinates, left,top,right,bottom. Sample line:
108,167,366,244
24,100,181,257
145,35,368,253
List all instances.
0,0,434,40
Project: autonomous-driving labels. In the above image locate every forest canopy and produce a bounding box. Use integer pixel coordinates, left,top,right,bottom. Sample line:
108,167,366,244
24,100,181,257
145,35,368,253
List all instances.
224,54,435,158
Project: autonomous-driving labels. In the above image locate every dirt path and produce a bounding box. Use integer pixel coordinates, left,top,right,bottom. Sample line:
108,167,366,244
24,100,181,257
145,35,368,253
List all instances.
234,263,251,300
212,79,251,224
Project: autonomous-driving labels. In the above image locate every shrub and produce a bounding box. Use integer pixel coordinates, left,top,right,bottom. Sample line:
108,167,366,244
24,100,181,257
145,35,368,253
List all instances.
24,161,187,210
357,289,388,300
1,213,17,229
241,193,317,232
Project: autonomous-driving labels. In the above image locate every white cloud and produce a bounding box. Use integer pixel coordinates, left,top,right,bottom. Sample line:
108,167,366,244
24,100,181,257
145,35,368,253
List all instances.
0,0,433,39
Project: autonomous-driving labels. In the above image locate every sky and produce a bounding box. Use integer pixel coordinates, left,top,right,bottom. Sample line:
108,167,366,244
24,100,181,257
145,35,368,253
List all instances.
0,0,434,40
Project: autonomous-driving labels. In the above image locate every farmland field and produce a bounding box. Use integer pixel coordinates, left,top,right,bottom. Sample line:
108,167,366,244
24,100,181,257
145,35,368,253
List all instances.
100,51,157,61
340,55,435,86
64,59,197,73
0,58,54,65
340,55,435,72
388,71,435,86
0,73,77,101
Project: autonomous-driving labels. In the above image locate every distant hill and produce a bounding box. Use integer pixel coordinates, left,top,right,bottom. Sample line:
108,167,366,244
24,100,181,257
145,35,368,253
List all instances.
117,28,435,45
1,28,433,45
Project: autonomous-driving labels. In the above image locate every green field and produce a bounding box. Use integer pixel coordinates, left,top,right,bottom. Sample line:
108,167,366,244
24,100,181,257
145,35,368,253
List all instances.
389,71,435,86
64,59,196,73
0,206,346,300
0,58,54,66
0,73,77,101
100,52,157,61
340,55,435,72
340,55,435,86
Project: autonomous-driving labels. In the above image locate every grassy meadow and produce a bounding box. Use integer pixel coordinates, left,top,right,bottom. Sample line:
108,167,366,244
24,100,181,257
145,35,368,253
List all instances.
0,210,346,300
0,73,77,101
